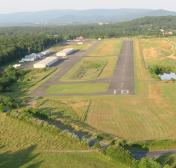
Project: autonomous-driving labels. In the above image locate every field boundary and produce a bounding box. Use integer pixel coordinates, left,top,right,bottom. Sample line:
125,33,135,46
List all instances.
81,100,92,122
41,149,98,153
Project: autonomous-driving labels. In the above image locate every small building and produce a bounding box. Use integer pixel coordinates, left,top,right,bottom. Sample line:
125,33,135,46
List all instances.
74,36,84,42
40,50,51,56
13,64,21,68
21,50,51,63
165,31,174,36
33,56,59,69
77,42,84,45
56,48,75,57
22,53,38,62
19,60,24,63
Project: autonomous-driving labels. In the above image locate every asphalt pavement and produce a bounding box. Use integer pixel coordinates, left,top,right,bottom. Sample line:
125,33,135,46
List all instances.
108,40,135,95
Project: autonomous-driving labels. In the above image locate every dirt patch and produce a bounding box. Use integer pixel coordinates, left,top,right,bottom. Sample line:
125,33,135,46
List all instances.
167,55,176,60
143,48,158,60
160,40,172,50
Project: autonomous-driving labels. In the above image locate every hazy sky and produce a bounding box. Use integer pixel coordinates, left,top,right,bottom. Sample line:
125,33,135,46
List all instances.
0,0,176,13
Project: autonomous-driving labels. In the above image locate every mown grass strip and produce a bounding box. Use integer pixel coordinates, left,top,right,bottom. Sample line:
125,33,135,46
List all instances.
46,83,109,95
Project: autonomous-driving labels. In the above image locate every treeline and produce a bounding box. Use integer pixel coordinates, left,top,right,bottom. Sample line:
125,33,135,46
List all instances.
0,66,24,91
0,16,176,65
0,33,62,65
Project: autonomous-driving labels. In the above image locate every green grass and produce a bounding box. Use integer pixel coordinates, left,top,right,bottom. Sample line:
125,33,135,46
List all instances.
161,83,176,111
1,68,57,98
89,39,122,57
0,113,87,152
2,37,176,167
0,151,123,168
60,39,122,82
36,152,125,168
140,38,176,70
29,68,60,92
50,41,92,53
22,68,57,90
61,57,117,81
46,83,109,94
61,57,108,81
35,97,90,121
0,113,122,168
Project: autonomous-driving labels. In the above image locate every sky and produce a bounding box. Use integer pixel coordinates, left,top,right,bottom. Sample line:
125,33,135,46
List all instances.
0,0,176,14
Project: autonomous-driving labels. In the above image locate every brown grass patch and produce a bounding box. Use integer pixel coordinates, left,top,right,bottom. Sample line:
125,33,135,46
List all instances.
143,48,159,60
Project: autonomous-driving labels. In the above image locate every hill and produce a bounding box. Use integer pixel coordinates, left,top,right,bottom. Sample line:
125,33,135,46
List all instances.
0,9,176,26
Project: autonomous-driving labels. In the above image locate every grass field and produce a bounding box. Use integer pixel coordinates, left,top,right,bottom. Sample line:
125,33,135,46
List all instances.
25,38,176,141
46,83,109,95
61,57,117,81
2,68,57,98
61,57,107,81
140,38,176,70
2,37,176,167
35,97,90,121
0,113,124,168
29,38,176,141
89,39,122,57
86,38,176,141
50,41,92,53
60,39,121,82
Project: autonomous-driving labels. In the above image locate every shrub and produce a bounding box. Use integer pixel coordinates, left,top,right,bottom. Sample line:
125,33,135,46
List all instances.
137,157,161,168
0,96,22,112
149,65,173,76
25,108,49,120
103,145,135,166
0,66,25,92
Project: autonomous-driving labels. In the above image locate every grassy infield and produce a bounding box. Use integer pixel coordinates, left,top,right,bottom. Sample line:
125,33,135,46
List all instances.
46,39,121,94
1,38,176,167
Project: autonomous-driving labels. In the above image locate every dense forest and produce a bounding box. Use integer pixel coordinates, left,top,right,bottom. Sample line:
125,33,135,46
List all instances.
0,16,176,65
0,33,62,66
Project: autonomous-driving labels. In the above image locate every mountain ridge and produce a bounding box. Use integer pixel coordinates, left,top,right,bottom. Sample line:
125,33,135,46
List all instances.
0,9,176,26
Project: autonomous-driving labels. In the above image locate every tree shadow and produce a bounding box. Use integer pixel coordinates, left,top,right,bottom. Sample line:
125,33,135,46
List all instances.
157,152,176,166
126,143,149,160
48,118,93,140
37,107,68,120
0,145,43,168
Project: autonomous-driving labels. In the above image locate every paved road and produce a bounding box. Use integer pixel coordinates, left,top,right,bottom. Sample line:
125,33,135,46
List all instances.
108,40,135,95
32,41,101,97
132,149,176,160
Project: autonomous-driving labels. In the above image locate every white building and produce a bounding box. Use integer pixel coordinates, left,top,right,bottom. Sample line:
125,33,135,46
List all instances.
77,42,84,45
13,64,21,68
20,50,51,63
41,50,51,56
22,53,38,62
33,56,59,69
56,48,75,57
